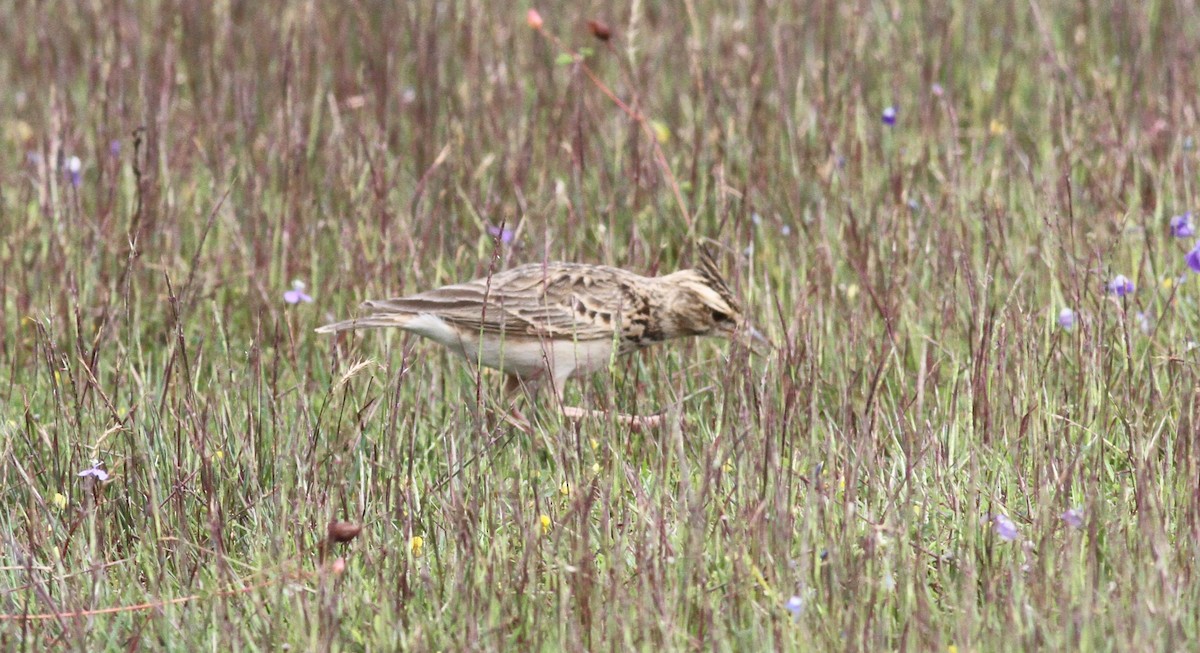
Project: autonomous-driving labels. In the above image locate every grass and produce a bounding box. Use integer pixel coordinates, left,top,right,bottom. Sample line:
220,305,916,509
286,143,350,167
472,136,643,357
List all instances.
3,0,1200,650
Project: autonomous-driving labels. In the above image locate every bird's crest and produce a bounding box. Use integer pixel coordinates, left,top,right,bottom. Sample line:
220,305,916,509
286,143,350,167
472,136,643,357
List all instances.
695,245,742,313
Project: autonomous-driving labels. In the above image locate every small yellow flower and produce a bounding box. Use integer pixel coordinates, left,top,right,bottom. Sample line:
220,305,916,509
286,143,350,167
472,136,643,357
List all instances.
410,535,424,557
649,120,671,144
592,462,600,474
539,514,552,535
52,493,67,510
948,645,959,653
589,438,599,451
2,119,33,144
213,450,224,462
559,481,570,497
722,461,734,474
989,119,1007,136
1162,276,1175,290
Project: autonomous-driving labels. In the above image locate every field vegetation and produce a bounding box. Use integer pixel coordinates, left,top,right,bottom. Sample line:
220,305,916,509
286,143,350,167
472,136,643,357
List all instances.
3,1,1199,650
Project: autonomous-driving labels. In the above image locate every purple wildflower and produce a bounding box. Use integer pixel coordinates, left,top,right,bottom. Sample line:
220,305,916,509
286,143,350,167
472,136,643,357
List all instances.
78,462,109,482
1060,508,1084,529
283,280,313,304
1107,275,1135,296
993,514,1018,542
1171,212,1195,238
109,140,122,158
882,106,897,126
65,155,82,187
1187,242,1200,273
487,224,515,244
783,595,804,620
931,83,945,97
1057,308,1075,330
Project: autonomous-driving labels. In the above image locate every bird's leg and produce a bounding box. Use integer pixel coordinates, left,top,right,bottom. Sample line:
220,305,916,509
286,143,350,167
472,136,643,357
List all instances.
559,405,664,431
550,376,664,430
504,372,664,431
498,374,533,433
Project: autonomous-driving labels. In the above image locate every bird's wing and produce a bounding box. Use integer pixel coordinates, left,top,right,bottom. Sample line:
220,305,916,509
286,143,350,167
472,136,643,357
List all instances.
360,263,635,341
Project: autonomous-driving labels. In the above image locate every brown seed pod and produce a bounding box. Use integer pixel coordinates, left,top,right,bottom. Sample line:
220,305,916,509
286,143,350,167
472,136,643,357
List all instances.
587,19,612,41
327,520,362,543
526,9,544,30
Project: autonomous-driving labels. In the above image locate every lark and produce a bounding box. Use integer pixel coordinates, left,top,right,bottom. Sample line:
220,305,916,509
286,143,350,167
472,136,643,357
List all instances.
316,252,769,428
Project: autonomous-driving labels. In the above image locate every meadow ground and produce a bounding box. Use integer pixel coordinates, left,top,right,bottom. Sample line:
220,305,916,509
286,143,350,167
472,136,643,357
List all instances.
3,1,1200,650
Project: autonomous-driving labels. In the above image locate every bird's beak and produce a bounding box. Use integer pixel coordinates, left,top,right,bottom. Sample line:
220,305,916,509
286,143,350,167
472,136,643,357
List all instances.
738,323,774,356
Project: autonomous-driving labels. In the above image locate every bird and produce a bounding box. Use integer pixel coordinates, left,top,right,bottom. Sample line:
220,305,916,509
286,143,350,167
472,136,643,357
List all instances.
316,251,769,428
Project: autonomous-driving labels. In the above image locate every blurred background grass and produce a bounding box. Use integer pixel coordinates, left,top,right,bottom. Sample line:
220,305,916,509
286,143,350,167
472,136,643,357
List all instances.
3,1,1200,650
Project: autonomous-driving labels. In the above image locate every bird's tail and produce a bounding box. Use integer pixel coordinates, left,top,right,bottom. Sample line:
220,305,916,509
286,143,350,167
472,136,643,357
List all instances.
314,313,413,334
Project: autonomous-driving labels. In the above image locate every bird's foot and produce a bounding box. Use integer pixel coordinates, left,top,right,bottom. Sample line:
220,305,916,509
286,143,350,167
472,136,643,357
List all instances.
561,406,664,431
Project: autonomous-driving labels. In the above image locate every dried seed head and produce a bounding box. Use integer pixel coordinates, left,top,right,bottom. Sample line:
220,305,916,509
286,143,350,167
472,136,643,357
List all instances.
526,9,544,30
327,521,362,543
587,19,612,41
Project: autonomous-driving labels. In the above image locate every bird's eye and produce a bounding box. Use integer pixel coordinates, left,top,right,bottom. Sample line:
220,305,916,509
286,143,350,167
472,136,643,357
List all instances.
711,309,729,323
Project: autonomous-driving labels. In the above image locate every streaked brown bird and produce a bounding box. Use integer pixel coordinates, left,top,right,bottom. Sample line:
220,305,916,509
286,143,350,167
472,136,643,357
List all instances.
317,252,769,427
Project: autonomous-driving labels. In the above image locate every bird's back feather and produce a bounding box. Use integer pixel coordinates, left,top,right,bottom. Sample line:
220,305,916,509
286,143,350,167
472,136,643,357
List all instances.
319,263,642,342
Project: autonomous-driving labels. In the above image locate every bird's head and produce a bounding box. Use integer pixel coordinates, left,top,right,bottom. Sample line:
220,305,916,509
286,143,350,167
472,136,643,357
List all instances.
660,249,772,353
